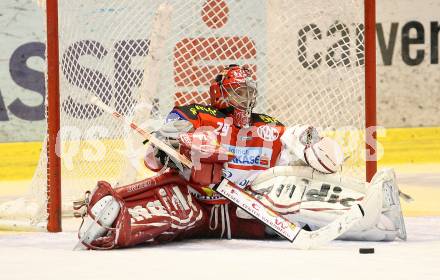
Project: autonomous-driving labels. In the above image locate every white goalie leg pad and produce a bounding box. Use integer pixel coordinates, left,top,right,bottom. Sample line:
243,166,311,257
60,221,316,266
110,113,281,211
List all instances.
250,166,366,228
336,178,385,241
75,196,121,250
379,168,407,240
251,166,406,241
344,178,382,232
339,168,406,241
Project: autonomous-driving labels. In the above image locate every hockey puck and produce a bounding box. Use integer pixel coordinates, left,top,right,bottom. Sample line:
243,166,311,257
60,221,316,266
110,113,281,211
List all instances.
359,248,375,254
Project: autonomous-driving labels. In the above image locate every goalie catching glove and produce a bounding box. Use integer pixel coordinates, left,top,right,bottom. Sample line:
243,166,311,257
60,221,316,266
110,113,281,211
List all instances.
280,125,344,174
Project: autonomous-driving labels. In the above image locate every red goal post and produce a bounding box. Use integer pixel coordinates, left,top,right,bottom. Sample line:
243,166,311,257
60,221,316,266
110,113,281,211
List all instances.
41,0,377,232
364,0,378,182
46,0,62,232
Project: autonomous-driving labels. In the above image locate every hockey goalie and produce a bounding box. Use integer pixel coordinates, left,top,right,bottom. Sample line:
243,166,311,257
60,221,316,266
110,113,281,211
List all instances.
74,65,406,250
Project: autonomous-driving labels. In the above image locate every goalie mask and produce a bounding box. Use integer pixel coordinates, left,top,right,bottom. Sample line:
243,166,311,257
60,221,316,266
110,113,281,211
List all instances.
209,64,257,127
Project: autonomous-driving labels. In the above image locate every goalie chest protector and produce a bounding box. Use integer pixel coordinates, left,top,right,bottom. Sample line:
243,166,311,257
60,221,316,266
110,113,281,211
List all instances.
170,104,286,189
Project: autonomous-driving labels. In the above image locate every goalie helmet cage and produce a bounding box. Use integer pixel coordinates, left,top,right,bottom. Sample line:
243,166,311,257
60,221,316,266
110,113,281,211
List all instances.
4,0,377,232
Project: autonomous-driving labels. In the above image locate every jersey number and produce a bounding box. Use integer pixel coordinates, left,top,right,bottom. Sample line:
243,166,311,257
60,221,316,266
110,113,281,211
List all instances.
214,122,230,136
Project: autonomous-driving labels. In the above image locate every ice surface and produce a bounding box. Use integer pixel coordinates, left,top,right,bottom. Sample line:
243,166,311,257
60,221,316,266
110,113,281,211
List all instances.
0,217,439,280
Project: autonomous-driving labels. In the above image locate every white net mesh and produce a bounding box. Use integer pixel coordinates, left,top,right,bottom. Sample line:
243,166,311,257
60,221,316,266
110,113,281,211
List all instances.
1,0,368,229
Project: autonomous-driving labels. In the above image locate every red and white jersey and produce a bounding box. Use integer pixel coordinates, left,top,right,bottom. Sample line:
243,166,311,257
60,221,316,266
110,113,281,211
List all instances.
164,104,293,203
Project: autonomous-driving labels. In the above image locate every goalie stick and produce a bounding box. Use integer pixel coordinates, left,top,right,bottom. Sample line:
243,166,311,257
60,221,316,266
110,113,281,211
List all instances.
93,98,364,249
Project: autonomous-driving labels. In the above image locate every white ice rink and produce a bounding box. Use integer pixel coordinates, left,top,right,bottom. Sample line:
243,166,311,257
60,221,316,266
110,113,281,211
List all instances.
0,217,439,280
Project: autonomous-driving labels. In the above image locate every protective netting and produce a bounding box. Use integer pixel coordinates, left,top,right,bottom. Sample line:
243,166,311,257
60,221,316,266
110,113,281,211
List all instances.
1,0,367,229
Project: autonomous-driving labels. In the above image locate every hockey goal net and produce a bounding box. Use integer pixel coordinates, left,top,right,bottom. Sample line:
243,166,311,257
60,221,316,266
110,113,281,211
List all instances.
0,0,376,231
